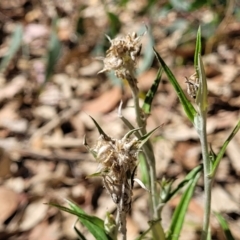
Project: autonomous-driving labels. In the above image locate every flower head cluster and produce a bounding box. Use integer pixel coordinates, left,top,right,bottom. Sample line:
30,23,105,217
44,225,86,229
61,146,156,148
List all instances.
86,131,140,213
99,32,142,82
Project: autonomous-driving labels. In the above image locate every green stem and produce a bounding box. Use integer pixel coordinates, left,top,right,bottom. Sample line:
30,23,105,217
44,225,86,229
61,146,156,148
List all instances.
129,79,165,240
197,112,212,240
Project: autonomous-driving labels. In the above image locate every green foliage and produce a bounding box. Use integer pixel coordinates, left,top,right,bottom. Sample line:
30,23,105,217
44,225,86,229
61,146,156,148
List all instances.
194,27,202,71
211,120,240,178
107,12,121,38
142,67,163,115
45,23,62,82
214,212,235,240
166,167,201,240
0,24,23,73
153,48,197,123
48,201,113,240
165,165,203,203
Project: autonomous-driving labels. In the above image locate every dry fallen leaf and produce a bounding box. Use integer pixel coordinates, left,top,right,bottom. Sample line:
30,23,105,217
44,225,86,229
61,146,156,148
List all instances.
0,75,26,103
19,199,48,231
0,187,20,224
0,148,12,178
28,221,61,240
82,86,122,113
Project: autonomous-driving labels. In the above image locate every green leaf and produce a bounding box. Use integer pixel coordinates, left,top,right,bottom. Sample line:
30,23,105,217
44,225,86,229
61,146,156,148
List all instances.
48,202,112,240
194,26,202,70
153,48,197,123
196,54,208,114
107,12,121,37
68,201,113,240
214,212,235,240
142,67,163,114
45,29,61,82
138,152,149,186
166,165,202,202
86,171,106,178
0,24,23,73
104,212,117,240
138,126,160,149
89,116,111,141
123,127,142,140
74,223,87,240
211,120,240,177
166,168,201,240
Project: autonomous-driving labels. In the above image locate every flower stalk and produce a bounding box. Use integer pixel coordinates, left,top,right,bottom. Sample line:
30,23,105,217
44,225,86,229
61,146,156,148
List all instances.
99,32,164,239
194,54,212,240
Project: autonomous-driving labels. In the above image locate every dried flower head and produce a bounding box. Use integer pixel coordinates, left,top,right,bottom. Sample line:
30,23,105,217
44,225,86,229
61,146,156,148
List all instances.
98,32,142,83
84,117,158,235
185,72,199,99
91,133,140,212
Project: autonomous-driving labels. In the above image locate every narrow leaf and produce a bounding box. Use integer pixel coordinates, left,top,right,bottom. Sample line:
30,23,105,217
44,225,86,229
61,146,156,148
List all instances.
138,152,149,186
107,12,121,37
74,224,87,240
142,67,163,114
89,116,111,140
0,25,23,73
123,127,142,140
154,48,197,122
166,164,202,202
48,202,112,240
196,54,208,114
68,201,112,240
211,120,240,178
138,126,160,149
214,212,235,240
194,27,202,70
45,30,61,82
86,171,105,178
166,169,201,240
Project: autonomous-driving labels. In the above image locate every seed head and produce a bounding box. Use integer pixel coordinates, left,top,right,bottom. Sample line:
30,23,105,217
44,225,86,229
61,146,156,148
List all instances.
98,32,142,82
86,133,141,213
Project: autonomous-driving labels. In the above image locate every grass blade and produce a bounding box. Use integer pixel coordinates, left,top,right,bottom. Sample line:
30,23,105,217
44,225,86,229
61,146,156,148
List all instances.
0,25,23,73
74,224,88,240
196,54,208,114
214,212,235,240
166,168,201,240
138,152,149,186
211,120,240,177
107,12,121,37
45,29,61,82
142,67,163,115
166,164,202,202
89,116,111,140
138,126,160,148
48,202,112,240
153,48,197,123
194,27,202,70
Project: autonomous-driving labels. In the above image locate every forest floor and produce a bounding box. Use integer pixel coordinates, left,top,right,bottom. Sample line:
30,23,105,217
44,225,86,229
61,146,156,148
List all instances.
0,1,240,240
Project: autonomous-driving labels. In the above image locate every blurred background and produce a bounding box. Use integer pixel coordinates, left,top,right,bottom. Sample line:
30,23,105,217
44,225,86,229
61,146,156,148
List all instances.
0,0,240,239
